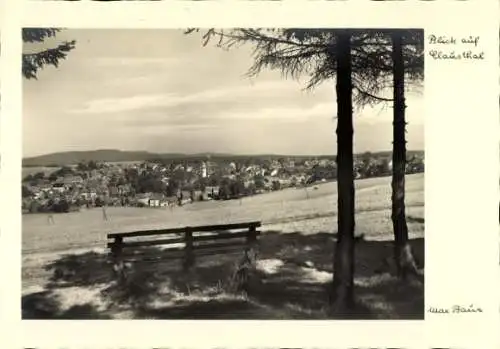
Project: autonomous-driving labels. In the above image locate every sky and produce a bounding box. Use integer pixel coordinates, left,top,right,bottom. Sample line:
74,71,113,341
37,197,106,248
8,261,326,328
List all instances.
23,29,424,158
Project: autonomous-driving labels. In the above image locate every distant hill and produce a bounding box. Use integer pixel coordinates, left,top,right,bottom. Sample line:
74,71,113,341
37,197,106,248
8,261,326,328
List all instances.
22,150,247,167
23,150,159,167
23,149,424,167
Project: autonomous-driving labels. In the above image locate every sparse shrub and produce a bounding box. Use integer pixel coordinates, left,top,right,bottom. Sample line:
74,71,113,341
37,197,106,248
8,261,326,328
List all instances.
52,199,70,213
227,247,258,295
94,197,104,207
28,200,41,213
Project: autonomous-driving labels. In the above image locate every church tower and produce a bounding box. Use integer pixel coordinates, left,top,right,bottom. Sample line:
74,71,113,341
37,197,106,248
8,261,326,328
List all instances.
201,161,207,178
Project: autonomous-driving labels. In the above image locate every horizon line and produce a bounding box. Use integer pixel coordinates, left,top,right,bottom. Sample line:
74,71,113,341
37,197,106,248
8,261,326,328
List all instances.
23,148,425,161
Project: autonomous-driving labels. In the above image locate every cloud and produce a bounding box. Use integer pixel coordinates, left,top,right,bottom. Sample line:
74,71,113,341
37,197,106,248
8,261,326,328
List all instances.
95,94,335,133
94,57,180,67
213,102,335,122
69,79,304,115
70,94,169,114
129,123,219,135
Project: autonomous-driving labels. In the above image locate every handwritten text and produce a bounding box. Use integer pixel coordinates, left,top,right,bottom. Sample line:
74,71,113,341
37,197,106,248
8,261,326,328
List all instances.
427,34,484,61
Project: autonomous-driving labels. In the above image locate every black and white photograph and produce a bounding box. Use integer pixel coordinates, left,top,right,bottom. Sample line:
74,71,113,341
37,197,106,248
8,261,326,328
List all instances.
21,28,425,320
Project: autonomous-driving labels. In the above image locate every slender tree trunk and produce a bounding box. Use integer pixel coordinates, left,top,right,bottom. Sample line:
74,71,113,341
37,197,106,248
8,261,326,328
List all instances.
331,31,356,313
391,32,421,281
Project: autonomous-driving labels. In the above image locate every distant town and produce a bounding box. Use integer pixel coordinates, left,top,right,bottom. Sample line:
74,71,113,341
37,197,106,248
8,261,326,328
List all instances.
22,151,424,214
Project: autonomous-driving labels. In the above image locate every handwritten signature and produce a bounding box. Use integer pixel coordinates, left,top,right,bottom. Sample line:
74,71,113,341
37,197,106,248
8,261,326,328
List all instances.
428,304,483,314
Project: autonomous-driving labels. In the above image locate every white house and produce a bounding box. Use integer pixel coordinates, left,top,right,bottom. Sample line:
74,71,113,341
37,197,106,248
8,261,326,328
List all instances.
52,183,65,193
149,199,161,207
148,193,164,207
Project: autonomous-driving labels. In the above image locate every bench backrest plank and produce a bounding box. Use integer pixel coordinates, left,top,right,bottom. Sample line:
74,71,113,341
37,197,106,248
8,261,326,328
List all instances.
107,222,260,251
108,221,261,240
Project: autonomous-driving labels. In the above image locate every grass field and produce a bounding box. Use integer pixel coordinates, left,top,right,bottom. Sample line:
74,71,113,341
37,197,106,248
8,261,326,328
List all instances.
22,173,424,319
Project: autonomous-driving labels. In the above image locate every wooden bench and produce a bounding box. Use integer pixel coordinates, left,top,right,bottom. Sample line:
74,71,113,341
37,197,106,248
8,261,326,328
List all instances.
107,221,261,276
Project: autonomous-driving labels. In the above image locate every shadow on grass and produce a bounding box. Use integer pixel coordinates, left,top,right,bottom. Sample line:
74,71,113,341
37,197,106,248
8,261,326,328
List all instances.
135,298,274,319
407,216,425,224
44,251,111,288
357,276,424,319
22,291,111,319
24,229,424,319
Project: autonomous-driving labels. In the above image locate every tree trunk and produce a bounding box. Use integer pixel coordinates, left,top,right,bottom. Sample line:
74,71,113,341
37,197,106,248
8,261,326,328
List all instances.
330,31,356,313
391,32,421,281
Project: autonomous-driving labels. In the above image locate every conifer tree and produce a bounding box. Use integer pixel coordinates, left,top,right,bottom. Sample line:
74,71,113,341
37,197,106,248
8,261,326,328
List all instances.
186,28,424,312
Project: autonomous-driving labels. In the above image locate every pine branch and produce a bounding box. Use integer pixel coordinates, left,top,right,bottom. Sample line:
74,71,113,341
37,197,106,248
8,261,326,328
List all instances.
22,40,76,79
186,28,424,109
22,28,61,44
354,86,393,102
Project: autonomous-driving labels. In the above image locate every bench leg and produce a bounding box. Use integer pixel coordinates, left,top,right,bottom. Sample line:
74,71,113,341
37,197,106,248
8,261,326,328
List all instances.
182,252,195,271
111,245,127,285
112,258,128,285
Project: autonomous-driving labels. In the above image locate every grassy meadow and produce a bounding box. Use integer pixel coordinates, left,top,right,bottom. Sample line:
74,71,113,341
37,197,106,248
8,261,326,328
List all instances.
22,173,424,319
